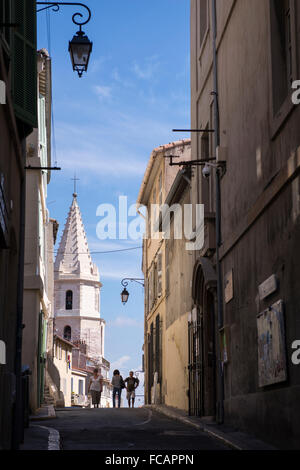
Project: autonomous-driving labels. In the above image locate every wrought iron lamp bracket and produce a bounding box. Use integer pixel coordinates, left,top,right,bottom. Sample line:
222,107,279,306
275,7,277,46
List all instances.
121,278,145,288
36,2,91,28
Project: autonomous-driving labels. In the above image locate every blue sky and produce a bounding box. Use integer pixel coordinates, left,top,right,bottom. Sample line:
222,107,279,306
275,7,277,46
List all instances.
37,0,190,380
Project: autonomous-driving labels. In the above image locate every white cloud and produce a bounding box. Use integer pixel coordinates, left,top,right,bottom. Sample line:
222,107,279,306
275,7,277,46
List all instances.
110,316,143,328
53,79,189,183
112,68,121,82
53,112,174,178
132,56,160,80
55,146,146,178
94,85,112,99
111,355,131,370
89,56,107,74
100,269,142,281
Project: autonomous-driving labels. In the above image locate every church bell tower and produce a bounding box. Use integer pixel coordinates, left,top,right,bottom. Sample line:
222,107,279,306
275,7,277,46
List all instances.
54,192,105,362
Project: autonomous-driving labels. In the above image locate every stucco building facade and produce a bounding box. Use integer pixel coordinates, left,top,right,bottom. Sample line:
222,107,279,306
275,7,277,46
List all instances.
189,0,300,448
0,1,38,449
22,48,56,414
52,335,73,407
139,0,300,449
137,139,192,408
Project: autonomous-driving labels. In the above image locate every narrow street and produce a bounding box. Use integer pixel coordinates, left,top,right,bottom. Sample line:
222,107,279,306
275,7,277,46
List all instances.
1,0,299,452
42,408,230,451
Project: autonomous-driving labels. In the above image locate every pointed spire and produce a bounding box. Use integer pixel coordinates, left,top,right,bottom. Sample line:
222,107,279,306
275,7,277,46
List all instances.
54,195,99,279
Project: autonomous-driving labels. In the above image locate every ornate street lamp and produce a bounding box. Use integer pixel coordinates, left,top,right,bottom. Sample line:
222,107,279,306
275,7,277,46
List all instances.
120,278,144,305
69,26,92,77
37,2,93,77
121,287,130,305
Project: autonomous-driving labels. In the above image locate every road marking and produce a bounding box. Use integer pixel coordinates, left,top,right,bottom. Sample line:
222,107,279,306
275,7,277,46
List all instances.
161,430,196,436
32,424,60,450
134,409,152,426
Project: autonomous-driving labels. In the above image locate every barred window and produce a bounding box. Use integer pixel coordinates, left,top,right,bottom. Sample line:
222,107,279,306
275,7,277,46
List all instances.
270,0,296,115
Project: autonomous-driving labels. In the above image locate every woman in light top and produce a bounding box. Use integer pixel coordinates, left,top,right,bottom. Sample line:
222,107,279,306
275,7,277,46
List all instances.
88,368,103,408
111,369,124,408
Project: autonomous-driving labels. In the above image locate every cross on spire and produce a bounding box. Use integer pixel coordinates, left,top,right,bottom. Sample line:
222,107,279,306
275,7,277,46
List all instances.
71,173,80,197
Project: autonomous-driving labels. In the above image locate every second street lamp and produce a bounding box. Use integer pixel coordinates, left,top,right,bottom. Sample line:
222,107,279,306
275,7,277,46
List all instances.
120,278,144,305
121,287,130,305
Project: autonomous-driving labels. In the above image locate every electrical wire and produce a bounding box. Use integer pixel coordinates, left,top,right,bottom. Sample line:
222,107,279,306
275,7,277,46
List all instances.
49,245,143,255
45,3,58,168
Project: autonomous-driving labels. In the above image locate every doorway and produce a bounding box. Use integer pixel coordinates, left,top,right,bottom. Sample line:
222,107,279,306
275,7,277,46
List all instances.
189,258,217,417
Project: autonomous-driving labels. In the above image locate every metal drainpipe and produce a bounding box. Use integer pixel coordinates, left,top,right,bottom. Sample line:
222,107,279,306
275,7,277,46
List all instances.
212,0,224,424
12,139,26,449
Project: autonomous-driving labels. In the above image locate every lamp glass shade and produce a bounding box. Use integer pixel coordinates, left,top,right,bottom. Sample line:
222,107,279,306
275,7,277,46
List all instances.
68,30,93,76
121,288,129,305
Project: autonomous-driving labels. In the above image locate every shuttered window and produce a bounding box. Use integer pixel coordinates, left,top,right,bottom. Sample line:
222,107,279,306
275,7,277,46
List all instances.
11,0,37,129
270,0,296,115
148,263,157,311
148,269,151,310
147,203,151,239
38,95,46,162
153,261,157,304
38,192,45,264
158,172,162,206
0,0,11,49
145,278,149,315
38,94,48,195
157,252,162,298
165,241,170,296
199,0,208,47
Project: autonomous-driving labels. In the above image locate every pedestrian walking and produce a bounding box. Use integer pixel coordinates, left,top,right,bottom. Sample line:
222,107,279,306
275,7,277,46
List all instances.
125,371,139,408
111,369,125,408
88,368,103,408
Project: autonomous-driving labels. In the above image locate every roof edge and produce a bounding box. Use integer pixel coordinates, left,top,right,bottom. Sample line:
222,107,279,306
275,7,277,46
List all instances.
136,139,191,206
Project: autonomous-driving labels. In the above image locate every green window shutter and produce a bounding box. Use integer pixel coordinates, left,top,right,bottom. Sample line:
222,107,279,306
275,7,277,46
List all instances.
0,0,12,50
38,95,46,151
38,192,45,264
38,95,48,195
11,0,37,129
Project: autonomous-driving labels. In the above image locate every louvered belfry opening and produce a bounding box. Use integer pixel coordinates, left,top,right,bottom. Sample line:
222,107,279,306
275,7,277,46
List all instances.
63,325,71,341
65,290,73,310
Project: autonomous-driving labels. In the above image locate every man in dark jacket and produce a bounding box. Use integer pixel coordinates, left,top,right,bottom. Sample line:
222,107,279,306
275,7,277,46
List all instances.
125,371,139,408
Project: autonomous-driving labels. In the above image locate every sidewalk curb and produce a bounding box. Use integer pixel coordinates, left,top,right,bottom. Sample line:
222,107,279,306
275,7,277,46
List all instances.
144,405,240,450
144,405,275,450
30,405,56,421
